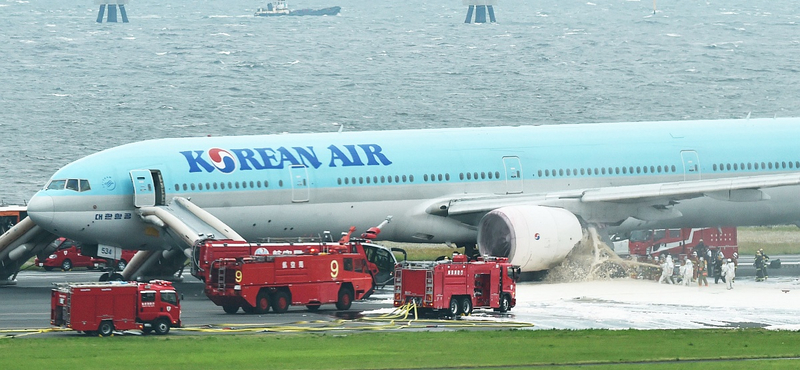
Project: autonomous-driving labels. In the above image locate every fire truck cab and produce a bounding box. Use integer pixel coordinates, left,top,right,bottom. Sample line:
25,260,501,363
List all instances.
394,255,519,316
205,242,376,314
51,280,181,336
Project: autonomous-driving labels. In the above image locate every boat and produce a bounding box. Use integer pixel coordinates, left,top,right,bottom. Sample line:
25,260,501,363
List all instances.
254,1,341,17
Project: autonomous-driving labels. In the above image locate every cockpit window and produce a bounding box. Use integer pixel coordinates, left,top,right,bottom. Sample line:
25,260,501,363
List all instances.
46,180,66,190
66,179,79,191
79,180,91,192
45,179,91,192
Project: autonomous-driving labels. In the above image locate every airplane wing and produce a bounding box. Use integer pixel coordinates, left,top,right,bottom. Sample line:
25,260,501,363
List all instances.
436,172,800,224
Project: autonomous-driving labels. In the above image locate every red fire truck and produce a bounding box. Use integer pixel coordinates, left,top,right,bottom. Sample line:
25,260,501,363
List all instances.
192,224,404,286
393,255,520,316
619,227,737,258
35,237,136,271
51,280,181,336
204,242,376,314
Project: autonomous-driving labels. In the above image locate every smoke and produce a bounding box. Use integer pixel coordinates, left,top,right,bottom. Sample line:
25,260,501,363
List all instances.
544,226,656,283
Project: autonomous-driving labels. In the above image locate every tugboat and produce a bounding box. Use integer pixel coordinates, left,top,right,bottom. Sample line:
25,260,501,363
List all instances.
255,1,340,17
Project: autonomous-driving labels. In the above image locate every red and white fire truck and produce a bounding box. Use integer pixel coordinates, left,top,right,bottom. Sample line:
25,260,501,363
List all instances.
192,223,404,285
35,237,136,271
615,227,738,258
51,280,181,336
204,240,376,314
393,255,520,316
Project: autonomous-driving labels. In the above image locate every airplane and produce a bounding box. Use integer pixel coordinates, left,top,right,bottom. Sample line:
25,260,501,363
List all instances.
3,116,800,283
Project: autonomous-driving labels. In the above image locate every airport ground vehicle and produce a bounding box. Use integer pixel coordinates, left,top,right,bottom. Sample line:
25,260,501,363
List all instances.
204,240,376,314
614,227,738,258
50,280,181,336
192,224,404,286
393,255,519,316
35,237,135,271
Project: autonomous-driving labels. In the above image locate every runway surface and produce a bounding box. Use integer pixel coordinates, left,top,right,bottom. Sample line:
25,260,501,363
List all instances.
2,269,799,336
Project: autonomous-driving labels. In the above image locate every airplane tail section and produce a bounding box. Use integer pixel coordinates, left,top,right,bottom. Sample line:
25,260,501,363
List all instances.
0,217,58,284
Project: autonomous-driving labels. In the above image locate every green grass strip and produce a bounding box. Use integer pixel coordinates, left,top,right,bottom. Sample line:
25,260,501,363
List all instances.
2,329,799,369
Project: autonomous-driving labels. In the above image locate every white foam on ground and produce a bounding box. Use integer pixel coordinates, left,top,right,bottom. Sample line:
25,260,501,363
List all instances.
503,277,800,330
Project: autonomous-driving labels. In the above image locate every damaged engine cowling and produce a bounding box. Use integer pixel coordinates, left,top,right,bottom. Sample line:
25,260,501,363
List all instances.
477,205,583,272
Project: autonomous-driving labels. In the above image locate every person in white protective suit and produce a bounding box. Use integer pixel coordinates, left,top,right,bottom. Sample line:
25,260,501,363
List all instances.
658,256,673,284
722,258,736,290
682,258,694,286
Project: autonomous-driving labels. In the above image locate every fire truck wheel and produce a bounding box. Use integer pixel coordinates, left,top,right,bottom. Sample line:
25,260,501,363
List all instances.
306,303,321,311
448,297,461,317
153,318,170,335
499,295,511,313
142,327,152,335
98,321,114,336
335,288,353,310
61,259,72,271
459,297,473,316
242,304,256,314
222,305,239,314
272,291,290,313
255,292,271,314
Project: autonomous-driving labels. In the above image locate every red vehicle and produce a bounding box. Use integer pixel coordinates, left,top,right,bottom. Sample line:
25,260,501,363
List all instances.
192,224,404,286
205,241,376,314
393,255,520,316
51,280,181,336
35,238,136,271
621,227,738,258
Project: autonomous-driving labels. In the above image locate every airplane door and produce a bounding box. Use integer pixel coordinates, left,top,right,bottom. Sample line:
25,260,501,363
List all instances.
502,156,523,194
680,150,701,181
290,164,309,203
130,170,156,207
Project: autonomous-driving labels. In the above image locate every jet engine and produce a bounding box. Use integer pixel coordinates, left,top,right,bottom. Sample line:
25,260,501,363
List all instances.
477,205,583,272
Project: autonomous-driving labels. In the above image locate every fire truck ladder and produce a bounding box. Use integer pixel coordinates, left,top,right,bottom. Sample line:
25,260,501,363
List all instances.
216,263,226,291
425,270,434,305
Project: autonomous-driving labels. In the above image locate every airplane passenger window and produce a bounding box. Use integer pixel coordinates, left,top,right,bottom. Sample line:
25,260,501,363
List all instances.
250,181,254,188
782,162,787,169
671,165,677,172
572,169,577,176
411,175,415,182
190,183,196,191
344,177,349,185
338,178,342,185
494,172,500,179
265,180,269,187
366,177,371,184
182,184,188,191
174,184,180,191
768,162,773,169
580,168,585,175
360,177,364,184
726,164,731,171
622,167,627,174
79,180,91,192
628,167,634,174
740,163,744,170
437,174,442,181
380,176,385,183
466,173,471,180
601,168,606,175
198,183,203,190
544,170,550,176
214,182,219,189
228,182,233,189
566,169,571,176
747,163,752,170
537,170,542,177
733,164,738,170
481,172,486,179
241,182,246,189
394,176,399,183
373,176,378,183
636,167,641,174
424,174,429,181
234,182,240,189
558,169,564,176
459,173,464,180
402,175,406,182
220,182,225,189
795,161,800,168
713,164,718,171
489,171,494,179
279,180,284,187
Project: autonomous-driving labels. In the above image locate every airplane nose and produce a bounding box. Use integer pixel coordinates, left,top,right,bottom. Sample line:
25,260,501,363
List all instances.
27,193,54,228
